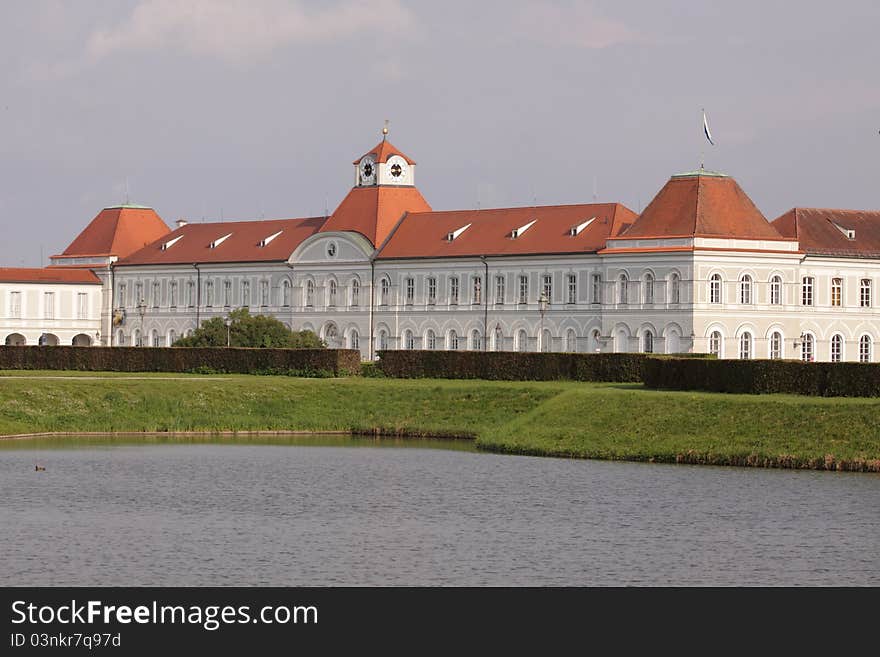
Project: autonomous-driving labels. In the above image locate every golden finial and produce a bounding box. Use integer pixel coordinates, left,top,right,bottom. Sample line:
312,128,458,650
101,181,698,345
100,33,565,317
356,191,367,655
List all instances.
382,119,389,139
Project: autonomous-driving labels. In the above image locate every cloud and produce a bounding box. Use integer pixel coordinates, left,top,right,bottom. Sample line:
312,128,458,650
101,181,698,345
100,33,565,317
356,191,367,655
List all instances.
511,1,640,49
84,0,418,63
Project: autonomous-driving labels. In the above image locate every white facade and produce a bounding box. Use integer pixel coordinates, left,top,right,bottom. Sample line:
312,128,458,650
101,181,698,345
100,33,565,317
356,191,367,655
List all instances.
1,279,102,346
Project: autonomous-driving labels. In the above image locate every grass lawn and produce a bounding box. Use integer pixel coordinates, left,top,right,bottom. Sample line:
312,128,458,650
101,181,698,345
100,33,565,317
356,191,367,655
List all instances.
1,372,878,471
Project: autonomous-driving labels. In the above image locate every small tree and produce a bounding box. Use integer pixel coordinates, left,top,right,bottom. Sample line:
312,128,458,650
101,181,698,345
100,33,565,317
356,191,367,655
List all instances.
172,308,325,348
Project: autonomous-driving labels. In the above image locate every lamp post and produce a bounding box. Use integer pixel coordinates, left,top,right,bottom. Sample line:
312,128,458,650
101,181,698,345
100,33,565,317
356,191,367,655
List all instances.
136,299,147,347
225,316,232,347
538,293,549,352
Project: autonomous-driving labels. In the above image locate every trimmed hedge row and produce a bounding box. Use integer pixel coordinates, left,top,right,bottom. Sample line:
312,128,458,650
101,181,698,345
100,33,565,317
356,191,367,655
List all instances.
375,350,648,382
642,357,880,397
0,346,361,376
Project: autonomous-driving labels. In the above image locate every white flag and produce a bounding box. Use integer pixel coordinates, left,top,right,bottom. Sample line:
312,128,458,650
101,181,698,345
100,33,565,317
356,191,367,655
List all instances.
703,109,715,146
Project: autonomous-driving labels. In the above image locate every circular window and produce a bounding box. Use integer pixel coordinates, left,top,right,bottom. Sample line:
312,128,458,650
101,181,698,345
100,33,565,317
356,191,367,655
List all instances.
327,242,337,257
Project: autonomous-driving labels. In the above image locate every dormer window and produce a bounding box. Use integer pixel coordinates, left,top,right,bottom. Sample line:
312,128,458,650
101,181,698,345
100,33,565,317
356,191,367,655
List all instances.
210,233,232,249
510,219,537,239
161,235,184,251
446,223,472,242
569,217,595,236
831,221,856,240
260,230,282,247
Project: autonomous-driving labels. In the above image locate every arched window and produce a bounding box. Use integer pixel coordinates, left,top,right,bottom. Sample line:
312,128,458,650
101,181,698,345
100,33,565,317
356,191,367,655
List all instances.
709,331,722,357
739,332,752,359
618,274,628,304
328,280,338,307
133,329,142,347
448,329,460,350
517,329,528,352
831,334,843,362
739,275,752,304
404,330,415,350
770,332,782,359
709,274,722,304
380,277,390,306
770,275,782,305
426,329,437,350
116,329,125,346
801,334,814,362
306,280,315,307
325,324,339,348
378,329,388,351
471,330,482,351
566,328,577,352
168,329,177,346
591,329,602,353
542,329,552,353
643,330,654,354
644,273,654,304
670,273,681,304
281,280,291,307
351,279,360,307
859,335,872,363
151,329,161,348
349,329,360,350
494,325,503,351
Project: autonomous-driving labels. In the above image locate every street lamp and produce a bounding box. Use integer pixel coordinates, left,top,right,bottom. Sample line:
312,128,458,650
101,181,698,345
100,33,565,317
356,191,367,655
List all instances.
136,299,147,347
538,293,549,352
225,316,232,347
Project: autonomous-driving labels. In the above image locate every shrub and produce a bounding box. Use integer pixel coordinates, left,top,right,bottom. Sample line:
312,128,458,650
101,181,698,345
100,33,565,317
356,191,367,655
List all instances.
0,346,361,376
375,351,646,382
641,357,880,397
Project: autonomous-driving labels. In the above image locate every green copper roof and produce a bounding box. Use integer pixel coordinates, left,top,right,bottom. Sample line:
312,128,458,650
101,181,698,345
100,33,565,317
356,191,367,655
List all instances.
105,203,152,210
671,169,728,179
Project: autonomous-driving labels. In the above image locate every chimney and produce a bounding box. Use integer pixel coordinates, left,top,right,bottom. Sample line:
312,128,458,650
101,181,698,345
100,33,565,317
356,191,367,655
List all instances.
176,218,188,229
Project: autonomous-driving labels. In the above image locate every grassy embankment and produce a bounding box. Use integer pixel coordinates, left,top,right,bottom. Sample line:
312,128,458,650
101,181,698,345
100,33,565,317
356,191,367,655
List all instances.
0,371,878,471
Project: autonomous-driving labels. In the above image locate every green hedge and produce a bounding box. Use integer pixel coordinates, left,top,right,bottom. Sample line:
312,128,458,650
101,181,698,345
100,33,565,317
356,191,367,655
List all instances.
375,350,647,382
642,357,880,397
0,346,361,376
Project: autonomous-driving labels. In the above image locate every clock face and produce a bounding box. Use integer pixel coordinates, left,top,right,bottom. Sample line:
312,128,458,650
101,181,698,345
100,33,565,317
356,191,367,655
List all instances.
387,156,407,182
359,157,376,184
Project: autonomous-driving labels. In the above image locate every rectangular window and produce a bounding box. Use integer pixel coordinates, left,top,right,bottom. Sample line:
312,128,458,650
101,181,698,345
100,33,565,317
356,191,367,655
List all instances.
519,275,528,304
495,275,505,305
351,280,359,307
241,280,250,307
261,280,269,306
567,274,577,304
77,292,87,319
135,282,144,306
205,282,214,308
473,276,482,305
449,277,459,305
802,276,814,306
169,282,177,308
186,281,194,308
427,277,436,305
151,281,160,308
542,274,552,302
591,274,602,304
405,277,414,304
10,291,21,318
831,278,842,307
224,280,232,307
44,292,55,319
861,279,871,307
117,283,126,307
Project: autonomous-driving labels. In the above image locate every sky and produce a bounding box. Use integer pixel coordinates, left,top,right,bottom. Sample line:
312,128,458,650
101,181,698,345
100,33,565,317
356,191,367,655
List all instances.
1,0,878,266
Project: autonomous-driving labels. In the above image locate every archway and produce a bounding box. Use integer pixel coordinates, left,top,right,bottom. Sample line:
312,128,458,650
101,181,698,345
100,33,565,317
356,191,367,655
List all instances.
39,333,60,346
72,333,92,347
5,333,26,346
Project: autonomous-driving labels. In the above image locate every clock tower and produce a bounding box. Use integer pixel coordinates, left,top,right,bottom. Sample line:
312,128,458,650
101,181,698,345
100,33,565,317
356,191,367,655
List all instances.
353,130,417,187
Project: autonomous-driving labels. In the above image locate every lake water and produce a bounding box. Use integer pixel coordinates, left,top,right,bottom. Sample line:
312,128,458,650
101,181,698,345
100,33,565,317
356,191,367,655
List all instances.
1,435,878,586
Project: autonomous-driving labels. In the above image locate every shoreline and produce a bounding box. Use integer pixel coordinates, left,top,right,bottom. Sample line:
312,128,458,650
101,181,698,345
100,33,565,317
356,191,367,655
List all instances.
1,373,879,473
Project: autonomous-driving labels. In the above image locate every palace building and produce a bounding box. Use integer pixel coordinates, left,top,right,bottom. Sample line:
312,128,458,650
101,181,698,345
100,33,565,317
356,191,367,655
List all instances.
3,133,879,363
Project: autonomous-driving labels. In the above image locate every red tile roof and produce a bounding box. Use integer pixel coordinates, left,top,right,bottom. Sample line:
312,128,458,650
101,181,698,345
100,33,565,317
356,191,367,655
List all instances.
377,203,636,259
620,172,786,241
319,185,432,247
0,267,101,284
773,208,880,257
353,139,416,164
116,217,327,266
55,206,171,259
